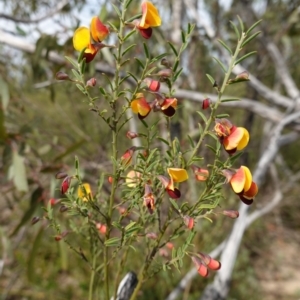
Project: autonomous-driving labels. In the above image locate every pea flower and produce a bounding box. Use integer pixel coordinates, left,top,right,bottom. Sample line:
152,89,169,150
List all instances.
160,98,178,117
214,118,249,154
77,183,92,202
143,184,155,214
192,253,221,277
191,165,209,181
158,168,188,199
223,166,258,205
73,16,109,63
131,93,151,119
121,146,136,167
134,1,161,39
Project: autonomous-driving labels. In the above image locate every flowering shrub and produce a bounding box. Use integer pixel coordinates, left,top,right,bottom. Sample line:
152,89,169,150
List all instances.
46,1,261,299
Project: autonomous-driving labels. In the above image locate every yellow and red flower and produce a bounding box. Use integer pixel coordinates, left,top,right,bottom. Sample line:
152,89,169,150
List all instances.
158,168,188,199
161,98,177,117
214,118,249,154
223,166,258,205
131,93,151,119
73,16,109,63
134,1,161,39
121,146,136,167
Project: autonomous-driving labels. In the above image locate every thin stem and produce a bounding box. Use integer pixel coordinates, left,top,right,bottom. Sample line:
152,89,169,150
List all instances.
187,33,247,166
88,248,96,300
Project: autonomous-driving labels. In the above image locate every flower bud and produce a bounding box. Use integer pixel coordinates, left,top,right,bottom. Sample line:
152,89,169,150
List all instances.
31,216,40,225
166,242,174,249
61,176,71,194
236,71,249,80
146,232,158,240
126,131,139,139
183,215,194,229
49,198,57,206
157,68,172,78
59,205,68,213
161,58,170,67
55,71,70,81
144,78,160,92
117,206,127,215
222,210,239,219
108,176,113,184
86,78,96,87
55,235,62,241
96,223,107,234
202,98,211,110
55,171,68,179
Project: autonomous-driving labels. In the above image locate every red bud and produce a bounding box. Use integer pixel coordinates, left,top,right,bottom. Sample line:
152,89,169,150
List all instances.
126,131,139,139
202,98,211,110
222,210,239,219
55,71,70,81
86,78,96,87
144,78,160,92
61,176,71,194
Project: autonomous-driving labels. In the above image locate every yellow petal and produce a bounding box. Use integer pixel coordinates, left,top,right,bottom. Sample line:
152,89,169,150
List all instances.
241,166,252,191
237,128,250,150
167,168,189,182
73,27,90,51
140,1,161,28
126,170,142,188
78,183,92,202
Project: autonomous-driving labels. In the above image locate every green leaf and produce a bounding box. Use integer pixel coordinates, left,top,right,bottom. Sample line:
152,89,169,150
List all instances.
235,51,257,65
229,21,240,39
122,44,136,56
125,0,134,9
151,53,168,64
0,106,7,143
125,221,137,231
105,237,120,247
0,77,10,111
169,199,179,210
143,42,150,59
206,144,216,154
53,139,86,162
76,83,86,95
71,69,82,82
221,98,240,102
212,57,227,73
181,30,186,43
216,113,230,118
241,32,261,47
237,15,244,32
27,226,44,281
187,135,195,147
157,137,169,146
173,67,183,81
112,3,121,18
127,72,138,83
206,73,216,86
246,20,262,35
9,150,28,192
196,111,207,123
123,29,136,42
126,13,142,23
217,39,232,55
168,42,178,56
65,56,78,69
10,187,44,236
135,58,145,69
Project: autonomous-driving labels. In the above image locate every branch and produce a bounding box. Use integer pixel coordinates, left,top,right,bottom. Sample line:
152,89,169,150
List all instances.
0,0,69,24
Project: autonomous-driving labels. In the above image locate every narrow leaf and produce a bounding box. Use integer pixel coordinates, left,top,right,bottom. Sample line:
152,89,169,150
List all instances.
217,39,232,55
235,51,257,65
229,21,240,39
237,15,244,32
246,20,262,35
241,32,261,47
65,56,78,68
221,98,240,102
215,113,230,118
143,42,150,59
212,57,227,73
206,74,215,86
196,111,207,123
122,44,136,56
112,3,121,18
168,42,178,56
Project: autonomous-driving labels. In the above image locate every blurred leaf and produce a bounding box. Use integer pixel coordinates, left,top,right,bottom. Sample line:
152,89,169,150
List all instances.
9,150,29,192
53,139,86,162
0,77,10,112
10,187,44,236
27,226,44,282
0,107,7,143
